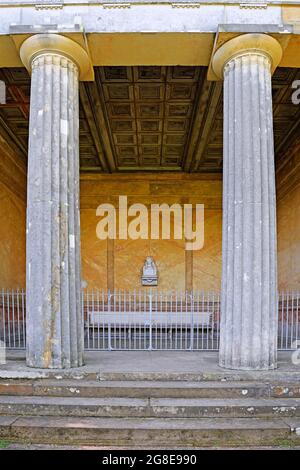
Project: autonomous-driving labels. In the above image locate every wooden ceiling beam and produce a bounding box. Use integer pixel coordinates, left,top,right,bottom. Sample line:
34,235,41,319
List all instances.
81,77,117,173
184,80,222,173
0,113,27,164
79,83,111,172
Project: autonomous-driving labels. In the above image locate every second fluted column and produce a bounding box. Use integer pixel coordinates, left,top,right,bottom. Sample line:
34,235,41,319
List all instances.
212,34,282,370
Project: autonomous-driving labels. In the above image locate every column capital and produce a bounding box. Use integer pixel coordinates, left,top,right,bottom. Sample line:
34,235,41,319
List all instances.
212,33,282,81
19,33,94,81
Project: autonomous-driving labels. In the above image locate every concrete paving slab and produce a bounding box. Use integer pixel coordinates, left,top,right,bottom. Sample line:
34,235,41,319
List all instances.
0,415,19,426
3,443,300,450
1,351,299,382
0,415,296,447
280,418,300,433
0,395,300,418
9,415,291,430
0,415,20,439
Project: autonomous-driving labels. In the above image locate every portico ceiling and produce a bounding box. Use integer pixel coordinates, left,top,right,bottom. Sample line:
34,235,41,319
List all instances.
0,65,299,174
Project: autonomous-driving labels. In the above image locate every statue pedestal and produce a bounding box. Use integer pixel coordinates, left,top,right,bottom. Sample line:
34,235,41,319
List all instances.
141,275,158,286
141,257,158,286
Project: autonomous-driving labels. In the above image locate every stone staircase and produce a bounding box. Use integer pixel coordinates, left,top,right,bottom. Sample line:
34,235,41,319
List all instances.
0,375,300,448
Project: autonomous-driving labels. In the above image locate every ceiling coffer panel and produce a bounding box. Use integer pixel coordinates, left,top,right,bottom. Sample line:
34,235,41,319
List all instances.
96,66,202,171
0,66,299,173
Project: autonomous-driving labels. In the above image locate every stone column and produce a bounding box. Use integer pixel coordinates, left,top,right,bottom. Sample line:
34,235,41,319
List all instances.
20,34,93,368
212,34,282,370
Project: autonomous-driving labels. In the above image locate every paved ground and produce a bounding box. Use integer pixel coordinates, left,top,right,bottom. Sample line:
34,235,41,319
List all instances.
0,350,299,382
1,443,300,450
0,351,299,450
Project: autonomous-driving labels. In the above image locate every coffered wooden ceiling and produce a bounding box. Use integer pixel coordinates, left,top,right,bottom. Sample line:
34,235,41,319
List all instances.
0,65,300,174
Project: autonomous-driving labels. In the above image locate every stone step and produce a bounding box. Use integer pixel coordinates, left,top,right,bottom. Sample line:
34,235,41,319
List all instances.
2,355,300,383
97,370,300,382
0,395,300,418
0,415,299,447
0,379,299,399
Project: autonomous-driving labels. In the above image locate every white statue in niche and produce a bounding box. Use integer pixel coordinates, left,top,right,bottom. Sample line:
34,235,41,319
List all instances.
141,256,158,286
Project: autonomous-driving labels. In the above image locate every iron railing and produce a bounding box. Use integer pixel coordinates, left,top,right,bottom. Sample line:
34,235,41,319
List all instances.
0,289,26,349
0,289,299,351
83,290,220,351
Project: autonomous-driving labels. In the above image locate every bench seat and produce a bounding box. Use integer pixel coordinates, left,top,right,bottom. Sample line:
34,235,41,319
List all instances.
86,311,213,329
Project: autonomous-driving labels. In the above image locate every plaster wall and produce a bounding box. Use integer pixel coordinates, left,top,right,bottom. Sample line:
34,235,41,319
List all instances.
0,181,26,288
80,174,222,291
277,183,300,291
0,168,299,292
0,139,26,288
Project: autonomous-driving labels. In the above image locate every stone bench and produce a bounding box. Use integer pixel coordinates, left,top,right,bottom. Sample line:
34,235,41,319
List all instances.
86,311,213,329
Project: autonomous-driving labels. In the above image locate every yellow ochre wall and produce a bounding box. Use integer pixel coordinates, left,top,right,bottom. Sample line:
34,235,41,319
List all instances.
276,137,300,291
1,165,299,292
80,174,223,291
0,181,26,288
0,138,26,288
277,183,300,291
81,209,223,291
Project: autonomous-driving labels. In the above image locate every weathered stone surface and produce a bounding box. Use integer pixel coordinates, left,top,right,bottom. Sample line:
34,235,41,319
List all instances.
26,54,83,368
220,53,278,370
1,394,300,419
0,379,272,399
0,350,300,446
2,350,300,381
0,416,293,447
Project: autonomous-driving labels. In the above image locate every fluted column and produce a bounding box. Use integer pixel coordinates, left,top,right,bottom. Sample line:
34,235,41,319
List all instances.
20,35,93,368
212,34,282,370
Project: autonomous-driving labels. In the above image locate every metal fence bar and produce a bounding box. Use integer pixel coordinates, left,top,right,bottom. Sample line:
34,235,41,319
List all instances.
296,293,299,347
286,292,289,350
0,289,26,350
280,292,284,350
1,290,5,347
21,289,26,346
1,289,300,351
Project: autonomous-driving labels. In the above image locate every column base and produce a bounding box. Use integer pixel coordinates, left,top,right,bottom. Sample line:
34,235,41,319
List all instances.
218,359,277,371
26,353,85,370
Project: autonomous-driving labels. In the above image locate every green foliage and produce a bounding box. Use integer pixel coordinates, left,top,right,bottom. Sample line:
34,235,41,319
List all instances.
0,440,10,449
